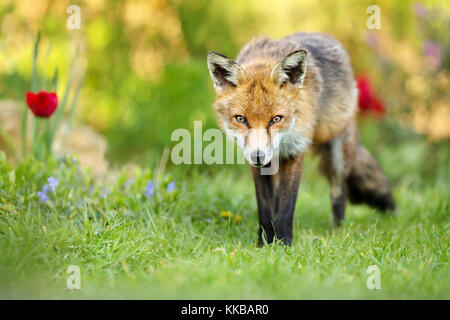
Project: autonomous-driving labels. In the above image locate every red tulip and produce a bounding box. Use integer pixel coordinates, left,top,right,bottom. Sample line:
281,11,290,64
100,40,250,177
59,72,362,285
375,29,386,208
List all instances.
356,75,385,116
25,91,58,118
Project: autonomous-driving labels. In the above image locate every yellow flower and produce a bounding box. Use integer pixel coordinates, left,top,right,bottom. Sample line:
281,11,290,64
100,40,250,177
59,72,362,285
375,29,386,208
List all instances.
220,210,233,218
234,215,243,223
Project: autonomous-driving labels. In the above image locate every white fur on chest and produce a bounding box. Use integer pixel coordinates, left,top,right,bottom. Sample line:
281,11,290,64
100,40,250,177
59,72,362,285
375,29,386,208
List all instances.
277,117,311,158
278,130,311,158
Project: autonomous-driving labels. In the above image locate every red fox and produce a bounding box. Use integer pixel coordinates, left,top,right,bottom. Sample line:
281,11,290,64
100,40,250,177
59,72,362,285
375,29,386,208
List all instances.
207,32,395,246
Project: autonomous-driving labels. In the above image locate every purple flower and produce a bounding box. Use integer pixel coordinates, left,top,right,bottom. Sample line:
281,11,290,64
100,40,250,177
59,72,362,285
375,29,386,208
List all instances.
100,188,110,199
124,178,135,189
37,176,59,202
42,184,50,193
423,40,442,69
47,177,59,192
167,181,176,193
364,31,379,49
145,180,155,198
37,191,49,202
413,2,428,17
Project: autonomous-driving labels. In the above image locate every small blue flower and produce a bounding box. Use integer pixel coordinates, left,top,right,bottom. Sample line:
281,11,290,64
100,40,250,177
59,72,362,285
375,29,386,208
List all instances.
37,191,49,202
47,176,59,192
167,181,176,193
124,178,135,189
100,188,110,199
145,180,155,198
47,176,59,188
37,176,58,202
42,184,50,193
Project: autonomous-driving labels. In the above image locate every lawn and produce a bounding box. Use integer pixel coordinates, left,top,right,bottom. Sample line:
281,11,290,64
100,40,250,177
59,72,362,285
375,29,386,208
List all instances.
0,121,448,299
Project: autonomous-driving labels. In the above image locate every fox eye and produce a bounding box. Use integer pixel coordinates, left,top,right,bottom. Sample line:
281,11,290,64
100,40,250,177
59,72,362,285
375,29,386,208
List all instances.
270,115,283,124
234,115,247,124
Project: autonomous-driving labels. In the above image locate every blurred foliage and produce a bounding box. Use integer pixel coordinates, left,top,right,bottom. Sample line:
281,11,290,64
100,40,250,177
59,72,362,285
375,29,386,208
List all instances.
0,0,449,165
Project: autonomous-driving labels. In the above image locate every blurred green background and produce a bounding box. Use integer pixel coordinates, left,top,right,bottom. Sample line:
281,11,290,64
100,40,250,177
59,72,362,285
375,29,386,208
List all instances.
0,0,448,166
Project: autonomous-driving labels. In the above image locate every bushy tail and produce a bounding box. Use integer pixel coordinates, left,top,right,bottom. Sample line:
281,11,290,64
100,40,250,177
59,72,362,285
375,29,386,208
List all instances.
346,144,396,212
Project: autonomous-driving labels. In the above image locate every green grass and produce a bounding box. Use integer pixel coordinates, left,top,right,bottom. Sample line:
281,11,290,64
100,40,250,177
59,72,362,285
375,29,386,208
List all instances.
0,122,449,299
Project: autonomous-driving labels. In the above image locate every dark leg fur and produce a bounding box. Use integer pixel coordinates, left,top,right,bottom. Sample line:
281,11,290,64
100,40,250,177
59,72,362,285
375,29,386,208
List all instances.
318,135,349,226
274,155,304,244
331,189,346,223
251,168,276,246
251,154,304,246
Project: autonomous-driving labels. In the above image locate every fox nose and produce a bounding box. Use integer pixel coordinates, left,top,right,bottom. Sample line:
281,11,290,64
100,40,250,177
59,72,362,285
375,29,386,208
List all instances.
250,150,265,165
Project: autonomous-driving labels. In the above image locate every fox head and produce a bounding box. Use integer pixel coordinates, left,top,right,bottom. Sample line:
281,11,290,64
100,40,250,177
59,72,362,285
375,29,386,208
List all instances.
207,50,314,167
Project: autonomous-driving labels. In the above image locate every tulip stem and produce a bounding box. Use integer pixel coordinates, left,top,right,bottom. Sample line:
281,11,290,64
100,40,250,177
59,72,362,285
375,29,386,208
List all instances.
21,108,28,158
26,31,41,159
31,117,40,159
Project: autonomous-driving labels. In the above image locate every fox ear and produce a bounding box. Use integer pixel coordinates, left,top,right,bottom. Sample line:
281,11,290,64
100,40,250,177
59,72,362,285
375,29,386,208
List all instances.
207,51,244,92
271,49,308,87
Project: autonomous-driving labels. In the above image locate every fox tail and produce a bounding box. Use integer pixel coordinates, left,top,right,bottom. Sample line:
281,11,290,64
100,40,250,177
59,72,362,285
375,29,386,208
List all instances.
346,143,396,212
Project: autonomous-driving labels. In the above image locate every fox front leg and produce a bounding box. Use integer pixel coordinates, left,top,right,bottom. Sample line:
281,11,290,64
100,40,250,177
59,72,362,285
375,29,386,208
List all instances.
273,154,305,245
251,167,277,246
